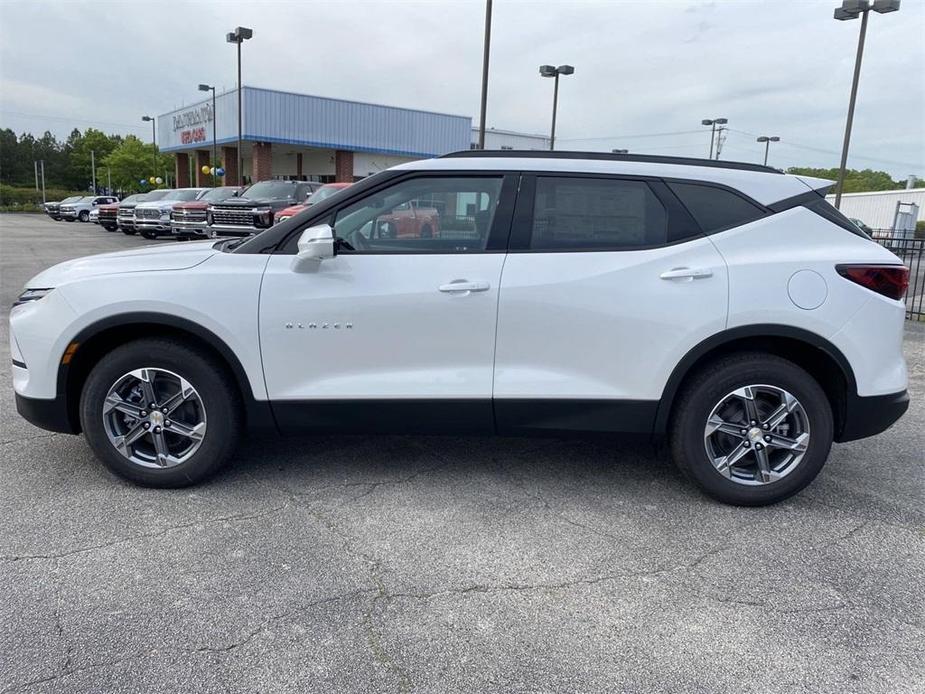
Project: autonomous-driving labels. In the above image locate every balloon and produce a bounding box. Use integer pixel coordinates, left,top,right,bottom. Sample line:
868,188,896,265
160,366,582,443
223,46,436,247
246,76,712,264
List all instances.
201,165,211,175
155,177,163,184
210,167,216,175
149,177,156,184
140,179,147,185
216,167,225,177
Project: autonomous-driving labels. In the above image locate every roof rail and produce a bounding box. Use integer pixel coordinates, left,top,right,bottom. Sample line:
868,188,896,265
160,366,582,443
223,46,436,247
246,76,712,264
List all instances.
440,150,783,174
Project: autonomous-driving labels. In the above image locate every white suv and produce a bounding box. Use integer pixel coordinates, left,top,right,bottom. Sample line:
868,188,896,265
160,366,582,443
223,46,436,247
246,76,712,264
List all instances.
10,152,910,505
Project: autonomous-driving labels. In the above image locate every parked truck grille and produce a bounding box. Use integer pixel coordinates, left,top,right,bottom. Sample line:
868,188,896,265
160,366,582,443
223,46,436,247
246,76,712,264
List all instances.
136,208,161,219
210,207,255,226
171,209,207,222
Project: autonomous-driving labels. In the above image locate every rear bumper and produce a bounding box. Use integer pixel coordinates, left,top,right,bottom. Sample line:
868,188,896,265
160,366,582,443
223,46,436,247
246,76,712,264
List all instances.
837,389,909,442
15,392,78,434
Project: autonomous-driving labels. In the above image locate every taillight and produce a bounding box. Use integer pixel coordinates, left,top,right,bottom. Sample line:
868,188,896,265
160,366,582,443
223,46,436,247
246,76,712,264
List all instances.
836,264,909,300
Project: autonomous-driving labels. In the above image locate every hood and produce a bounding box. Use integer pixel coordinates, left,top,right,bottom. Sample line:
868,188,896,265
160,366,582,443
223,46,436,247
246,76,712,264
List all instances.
277,203,308,217
26,241,218,287
217,196,289,207
136,200,178,211
174,200,209,210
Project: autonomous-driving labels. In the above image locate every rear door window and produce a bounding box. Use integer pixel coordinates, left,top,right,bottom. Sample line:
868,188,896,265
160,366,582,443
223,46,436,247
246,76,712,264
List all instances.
528,177,667,251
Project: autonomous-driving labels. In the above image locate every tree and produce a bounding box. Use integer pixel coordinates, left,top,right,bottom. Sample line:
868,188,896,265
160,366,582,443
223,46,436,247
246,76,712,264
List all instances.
65,128,120,191
786,167,924,193
101,135,174,193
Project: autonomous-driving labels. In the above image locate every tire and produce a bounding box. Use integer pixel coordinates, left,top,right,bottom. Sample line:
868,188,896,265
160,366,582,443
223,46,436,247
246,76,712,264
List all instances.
65,218,75,222
78,210,89,222
79,338,242,487
669,352,833,506
103,225,117,232
121,228,137,235
141,230,157,240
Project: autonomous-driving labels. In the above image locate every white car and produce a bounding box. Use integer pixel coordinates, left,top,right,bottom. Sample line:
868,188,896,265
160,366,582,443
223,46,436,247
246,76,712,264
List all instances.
59,195,118,222
10,152,910,505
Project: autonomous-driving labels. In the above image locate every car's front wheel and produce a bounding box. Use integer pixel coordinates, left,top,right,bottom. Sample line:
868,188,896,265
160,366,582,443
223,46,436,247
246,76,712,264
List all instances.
78,210,89,222
121,228,136,235
79,338,242,487
669,353,833,506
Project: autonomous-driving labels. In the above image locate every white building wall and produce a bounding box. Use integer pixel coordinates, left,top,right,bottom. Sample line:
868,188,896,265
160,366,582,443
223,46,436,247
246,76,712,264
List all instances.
353,152,417,178
825,189,925,229
471,127,549,150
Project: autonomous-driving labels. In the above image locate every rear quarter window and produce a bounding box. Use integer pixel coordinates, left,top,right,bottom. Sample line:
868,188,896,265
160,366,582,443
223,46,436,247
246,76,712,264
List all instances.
668,182,767,234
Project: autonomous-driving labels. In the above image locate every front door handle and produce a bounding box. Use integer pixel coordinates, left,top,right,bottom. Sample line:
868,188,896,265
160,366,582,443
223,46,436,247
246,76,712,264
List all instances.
659,267,713,281
438,280,490,294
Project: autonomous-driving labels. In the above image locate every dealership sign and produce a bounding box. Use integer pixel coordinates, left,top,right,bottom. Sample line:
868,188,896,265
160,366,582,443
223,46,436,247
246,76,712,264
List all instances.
173,103,213,145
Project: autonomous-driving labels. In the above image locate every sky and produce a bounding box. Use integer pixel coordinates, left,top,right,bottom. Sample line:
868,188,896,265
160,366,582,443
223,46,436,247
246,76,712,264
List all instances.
1,0,923,178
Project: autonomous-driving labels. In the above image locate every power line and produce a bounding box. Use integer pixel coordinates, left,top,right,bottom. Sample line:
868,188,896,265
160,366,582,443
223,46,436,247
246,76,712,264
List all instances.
0,109,147,131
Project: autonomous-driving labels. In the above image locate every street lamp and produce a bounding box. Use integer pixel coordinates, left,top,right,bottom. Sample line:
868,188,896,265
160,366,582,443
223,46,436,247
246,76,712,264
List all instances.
226,26,253,186
832,0,900,209
198,84,218,185
701,118,727,159
539,64,574,151
756,136,780,166
141,115,156,180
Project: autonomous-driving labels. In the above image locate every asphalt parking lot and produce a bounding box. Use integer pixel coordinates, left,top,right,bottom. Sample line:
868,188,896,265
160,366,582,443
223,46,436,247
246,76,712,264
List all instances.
1,212,923,693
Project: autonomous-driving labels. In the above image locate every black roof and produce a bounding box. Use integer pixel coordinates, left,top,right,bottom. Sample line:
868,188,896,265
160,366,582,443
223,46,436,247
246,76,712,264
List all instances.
441,150,782,174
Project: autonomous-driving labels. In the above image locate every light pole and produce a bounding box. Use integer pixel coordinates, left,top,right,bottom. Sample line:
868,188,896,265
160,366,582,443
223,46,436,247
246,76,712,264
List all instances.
701,118,727,159
199,83,218,185
91,150,96,193
539,64,574,151
226,27,253,186
756,136,780,166
832,0,900,209
142,115,156,179
477,0,492,149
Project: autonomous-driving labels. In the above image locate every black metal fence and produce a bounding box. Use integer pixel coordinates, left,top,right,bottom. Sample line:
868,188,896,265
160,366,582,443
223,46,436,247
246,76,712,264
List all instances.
871,230,924,321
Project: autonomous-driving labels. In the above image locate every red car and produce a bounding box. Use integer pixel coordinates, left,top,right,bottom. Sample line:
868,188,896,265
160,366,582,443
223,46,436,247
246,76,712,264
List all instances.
96,202,120,232
274,182,353,224
372,200,441,239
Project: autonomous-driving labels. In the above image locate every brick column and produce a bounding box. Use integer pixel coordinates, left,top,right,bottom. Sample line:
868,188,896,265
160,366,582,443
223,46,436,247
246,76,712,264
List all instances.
222,146,239,186
175,152,190,188
334,150,354,183
252,142,273,182
296,152,303,179
196,150,212,187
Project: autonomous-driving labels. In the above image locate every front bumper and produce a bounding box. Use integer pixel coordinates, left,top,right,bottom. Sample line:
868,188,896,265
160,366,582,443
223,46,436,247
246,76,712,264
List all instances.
15,392,78,434
837,389,909,442
209,223,265,237
171,220,209,238
135,219,172,234
60,210,78,219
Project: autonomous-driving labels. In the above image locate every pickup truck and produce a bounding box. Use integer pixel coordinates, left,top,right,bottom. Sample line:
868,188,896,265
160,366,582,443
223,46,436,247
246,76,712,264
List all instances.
207,180,320,236
59,195,118,222
274,182,352,224
372,200,441,239
134,188,207,239
117,192,165,235
170,186,243,240
44,196,83,221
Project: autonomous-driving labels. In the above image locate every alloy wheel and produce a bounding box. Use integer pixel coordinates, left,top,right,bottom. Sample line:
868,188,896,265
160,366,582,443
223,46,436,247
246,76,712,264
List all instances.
101,368,207,469
703,384,810,486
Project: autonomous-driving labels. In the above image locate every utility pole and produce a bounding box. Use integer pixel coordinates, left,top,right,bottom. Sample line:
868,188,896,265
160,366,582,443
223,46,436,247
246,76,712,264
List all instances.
477,0,492,149
40,160,46,203
34,161,39,191
91,150,96,193
108,167,112,194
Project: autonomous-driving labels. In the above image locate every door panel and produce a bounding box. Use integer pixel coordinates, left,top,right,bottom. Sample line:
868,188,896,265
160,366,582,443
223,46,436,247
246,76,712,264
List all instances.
494,239,728,403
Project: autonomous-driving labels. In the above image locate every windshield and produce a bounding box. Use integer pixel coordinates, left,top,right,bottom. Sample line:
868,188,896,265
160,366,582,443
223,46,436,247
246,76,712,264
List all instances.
241,181,296,200
60,196,82,204
143,190,171,201
159,189,203,202
307,184,349,204
201,187,239,202
121,194,145,204
76,196,96,203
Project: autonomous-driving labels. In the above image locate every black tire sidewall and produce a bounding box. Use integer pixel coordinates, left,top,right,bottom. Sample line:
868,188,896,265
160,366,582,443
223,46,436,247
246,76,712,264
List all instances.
79,340,241,487
670,355,833,506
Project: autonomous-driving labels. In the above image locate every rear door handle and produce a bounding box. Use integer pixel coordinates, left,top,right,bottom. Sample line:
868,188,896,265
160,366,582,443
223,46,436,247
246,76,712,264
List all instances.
659,267,713,281
438,280,490,294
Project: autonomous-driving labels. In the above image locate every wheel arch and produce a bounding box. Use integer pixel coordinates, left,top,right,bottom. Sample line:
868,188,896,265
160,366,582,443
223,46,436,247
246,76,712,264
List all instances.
58,312,276,434
655,325,857,440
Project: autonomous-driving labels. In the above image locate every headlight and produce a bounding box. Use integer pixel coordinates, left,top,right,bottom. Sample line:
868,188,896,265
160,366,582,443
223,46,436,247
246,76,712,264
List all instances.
13,288,54,308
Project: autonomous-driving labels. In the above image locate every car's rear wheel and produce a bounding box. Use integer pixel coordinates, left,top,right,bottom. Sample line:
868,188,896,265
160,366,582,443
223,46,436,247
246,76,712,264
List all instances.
669,353,833,506
79,338,242,487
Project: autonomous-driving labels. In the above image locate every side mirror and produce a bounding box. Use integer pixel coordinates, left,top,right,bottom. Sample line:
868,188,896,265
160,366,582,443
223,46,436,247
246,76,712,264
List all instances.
291,223,335,272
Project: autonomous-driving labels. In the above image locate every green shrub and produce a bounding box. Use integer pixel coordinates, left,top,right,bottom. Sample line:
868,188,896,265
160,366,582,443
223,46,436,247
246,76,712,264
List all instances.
0,184,86,208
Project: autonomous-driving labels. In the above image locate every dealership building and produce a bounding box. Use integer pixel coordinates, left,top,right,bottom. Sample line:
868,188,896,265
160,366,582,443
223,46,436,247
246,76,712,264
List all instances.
160,86,537,187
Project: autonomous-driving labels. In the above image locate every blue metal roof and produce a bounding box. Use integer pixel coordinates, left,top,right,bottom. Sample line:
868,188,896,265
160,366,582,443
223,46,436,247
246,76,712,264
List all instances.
158,86,471,156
